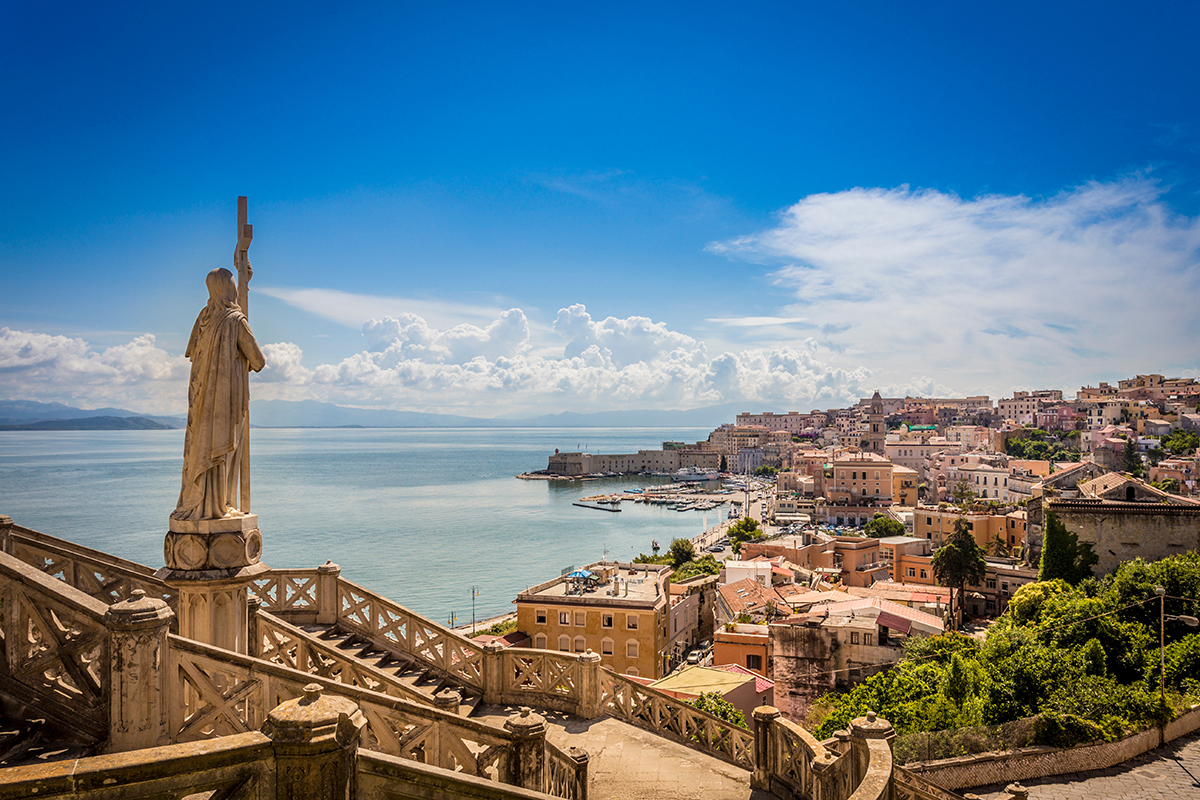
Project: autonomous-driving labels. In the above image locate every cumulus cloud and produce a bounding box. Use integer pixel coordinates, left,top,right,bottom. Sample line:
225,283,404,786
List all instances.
0,328,189,412
362,308,530,364
710,177,1200,392
554,304,700,367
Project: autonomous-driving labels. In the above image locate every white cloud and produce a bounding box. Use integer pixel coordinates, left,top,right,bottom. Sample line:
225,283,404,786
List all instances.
256,286,508,331
710,177,1200,393
0,328,188,412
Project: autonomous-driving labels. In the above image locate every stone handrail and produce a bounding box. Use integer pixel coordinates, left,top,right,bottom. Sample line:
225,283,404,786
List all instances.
545,740,589,800
0,731,275,800
599,669,755,769
892,765,967,800
336,577,487,693
848,738,893,800
166,634,587,795
489,647,593,715
251,567,323,622
359,749,561,800
254,609,439,708
0,548,111,743
1,521,175,609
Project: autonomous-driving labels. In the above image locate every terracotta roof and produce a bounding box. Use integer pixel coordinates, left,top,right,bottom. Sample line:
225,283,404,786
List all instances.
718,577,788,616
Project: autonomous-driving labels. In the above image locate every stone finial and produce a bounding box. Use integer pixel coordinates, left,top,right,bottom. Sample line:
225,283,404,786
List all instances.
1004,783,1030,800
317,559,341,574
263,684,365,748
579,648,601,663
104,588,174,630
752,705,782,724
850,709,895,739
505,706,547,738
432,689,462,711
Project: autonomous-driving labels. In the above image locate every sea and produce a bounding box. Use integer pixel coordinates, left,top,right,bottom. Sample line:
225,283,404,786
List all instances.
0,427,720,626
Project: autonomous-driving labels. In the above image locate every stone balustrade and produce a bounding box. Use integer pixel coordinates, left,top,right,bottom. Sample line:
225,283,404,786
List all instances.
0,522,912,800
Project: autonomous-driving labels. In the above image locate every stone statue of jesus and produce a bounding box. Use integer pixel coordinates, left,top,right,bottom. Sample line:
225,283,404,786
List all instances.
171,264,265,521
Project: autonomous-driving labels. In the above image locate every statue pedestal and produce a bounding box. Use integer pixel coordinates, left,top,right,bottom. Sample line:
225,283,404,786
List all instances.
158,514,268,655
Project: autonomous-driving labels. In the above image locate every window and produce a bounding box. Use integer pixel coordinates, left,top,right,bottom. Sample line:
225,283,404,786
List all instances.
850,631,860,644
602,614,613,628
626,614,638,630
907,567,916,577
559,611,569,625
746,654,762,671
627,641,639,658
558,635,570,652
536,610,547,625
574,636,586,653
864,633,873,646
920,569,928,579
627,666,639,677
986,579,996,589
574,612,585,627
535,634,547,649
601,638,613,656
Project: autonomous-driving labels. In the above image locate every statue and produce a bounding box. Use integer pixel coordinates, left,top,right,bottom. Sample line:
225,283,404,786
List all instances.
171,258,265,521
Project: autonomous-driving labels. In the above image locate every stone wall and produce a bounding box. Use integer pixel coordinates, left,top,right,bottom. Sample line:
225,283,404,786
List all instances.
905,705,1200,791
770,623,836,721
1048,500,1200,575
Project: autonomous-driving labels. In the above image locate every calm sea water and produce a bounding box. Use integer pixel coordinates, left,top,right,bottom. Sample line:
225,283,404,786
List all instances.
0,427,717,624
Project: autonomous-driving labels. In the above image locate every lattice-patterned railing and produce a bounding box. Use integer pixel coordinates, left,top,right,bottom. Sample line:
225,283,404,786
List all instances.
255,610,439,708
167,635,524,786
498,649,584,710
251,569,319,618
892,765,965,800
4,524,175,609
0,550,111,743
545,740,588,800
336,578,485,692
599,669,754,769
771,715,852,800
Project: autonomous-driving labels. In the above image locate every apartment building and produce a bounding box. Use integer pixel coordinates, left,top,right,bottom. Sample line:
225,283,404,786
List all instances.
514,562,672,678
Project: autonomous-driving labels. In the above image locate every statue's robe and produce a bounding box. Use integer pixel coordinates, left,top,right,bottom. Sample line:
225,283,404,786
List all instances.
171,299,265,521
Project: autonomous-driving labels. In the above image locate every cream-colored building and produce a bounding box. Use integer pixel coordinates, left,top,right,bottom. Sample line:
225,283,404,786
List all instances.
827,452,893,506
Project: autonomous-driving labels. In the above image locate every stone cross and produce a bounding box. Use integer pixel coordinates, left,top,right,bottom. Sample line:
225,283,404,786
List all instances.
236,196,253,512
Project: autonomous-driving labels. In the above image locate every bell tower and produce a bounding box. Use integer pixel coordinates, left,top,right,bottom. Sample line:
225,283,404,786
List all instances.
866,391,885,455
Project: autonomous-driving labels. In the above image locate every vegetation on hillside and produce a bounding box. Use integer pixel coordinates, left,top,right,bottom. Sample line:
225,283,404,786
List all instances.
811,553,1200,748
1005,429,1081,463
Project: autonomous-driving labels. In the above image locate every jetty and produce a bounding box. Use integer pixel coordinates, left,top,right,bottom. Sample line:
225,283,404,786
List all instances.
573,501,622,512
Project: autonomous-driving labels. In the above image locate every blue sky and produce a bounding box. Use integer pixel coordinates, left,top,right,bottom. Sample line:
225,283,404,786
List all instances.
2,2,1198,416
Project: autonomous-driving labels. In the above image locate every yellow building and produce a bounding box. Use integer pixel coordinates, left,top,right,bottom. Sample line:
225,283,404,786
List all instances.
514,562,670,678
828,452,894,506
892,465,918,506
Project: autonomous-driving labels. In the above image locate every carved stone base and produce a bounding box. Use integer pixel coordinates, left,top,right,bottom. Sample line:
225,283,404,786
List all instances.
157,562,270,654
165,514,262,571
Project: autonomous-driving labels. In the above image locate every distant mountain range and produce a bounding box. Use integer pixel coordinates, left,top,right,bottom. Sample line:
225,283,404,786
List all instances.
1,398,765,431
0,400,183,430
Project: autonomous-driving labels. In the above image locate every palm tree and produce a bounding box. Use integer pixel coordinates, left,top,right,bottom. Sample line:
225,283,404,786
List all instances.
932,519,987,630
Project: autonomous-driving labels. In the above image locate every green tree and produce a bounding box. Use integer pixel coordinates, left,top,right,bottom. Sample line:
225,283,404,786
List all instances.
1146,447,1166,467
932,519,987,628
1152,478,1181,494
668,538,696,568
1162,430,1199,456
944,652,972,708
1081,638,1107,677
1121,438,1144,477
864,512,905,538
672,554,721,581
728,517,764,554
951,480,976,508
688,691,747,728
1038,511,1098,584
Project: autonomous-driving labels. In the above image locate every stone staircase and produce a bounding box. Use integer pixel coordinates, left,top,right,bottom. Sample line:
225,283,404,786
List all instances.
0,716,93,768
292,620,485,718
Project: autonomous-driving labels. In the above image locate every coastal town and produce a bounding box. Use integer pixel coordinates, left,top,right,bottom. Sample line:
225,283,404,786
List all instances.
488,374,1200,735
